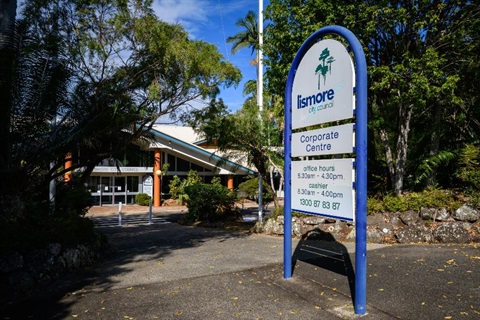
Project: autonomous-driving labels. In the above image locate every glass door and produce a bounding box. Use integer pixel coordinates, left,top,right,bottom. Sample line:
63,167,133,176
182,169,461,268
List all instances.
113,176,126,204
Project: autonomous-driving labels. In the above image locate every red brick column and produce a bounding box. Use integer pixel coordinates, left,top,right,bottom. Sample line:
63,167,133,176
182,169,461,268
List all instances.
64,153,73,183
153,148,161,207
227,175,234,191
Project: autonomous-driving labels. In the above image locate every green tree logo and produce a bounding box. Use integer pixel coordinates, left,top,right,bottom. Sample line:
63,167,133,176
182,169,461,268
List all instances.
315,48,335,90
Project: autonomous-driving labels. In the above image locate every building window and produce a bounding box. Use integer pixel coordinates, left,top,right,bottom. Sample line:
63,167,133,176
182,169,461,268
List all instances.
177,157,190,171
191,162,204,172
168,154,176,171
127,176,139,192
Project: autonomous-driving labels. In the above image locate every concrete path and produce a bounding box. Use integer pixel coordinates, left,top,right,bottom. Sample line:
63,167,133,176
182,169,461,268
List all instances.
1,218,479,319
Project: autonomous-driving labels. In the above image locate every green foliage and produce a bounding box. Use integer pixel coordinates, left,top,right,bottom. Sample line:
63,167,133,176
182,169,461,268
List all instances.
226,10,259,55
456,144,480,192
0,214,96,255
0,182,97,254
168,170,202,204
237,177,274,208
264,0,480,194
186,98,283,199
55,183,93,217
268,206,308,220
0,183,96,254
135,193,152,206
184,183,238,222
367,188,462,215
414,151,456,187
2,0,241,227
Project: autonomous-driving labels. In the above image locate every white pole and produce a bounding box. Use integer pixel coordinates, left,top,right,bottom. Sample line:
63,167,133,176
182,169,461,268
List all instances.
257,0,264,222
258,174,263,222
118,202,123,226
257,0,263,114
149,199,153,224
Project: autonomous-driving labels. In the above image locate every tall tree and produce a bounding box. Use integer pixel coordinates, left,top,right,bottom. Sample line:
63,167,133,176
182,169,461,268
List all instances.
186,98,283,206
227,10,259,57
264,0,480,194
2,0,241,217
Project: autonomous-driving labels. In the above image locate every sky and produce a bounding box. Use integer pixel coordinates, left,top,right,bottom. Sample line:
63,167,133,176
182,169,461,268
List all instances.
152,0,267,112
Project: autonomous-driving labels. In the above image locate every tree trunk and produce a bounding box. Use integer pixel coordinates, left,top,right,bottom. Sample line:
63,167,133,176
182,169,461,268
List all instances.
379,128,395,184
393,103,413,195
427,103,442,185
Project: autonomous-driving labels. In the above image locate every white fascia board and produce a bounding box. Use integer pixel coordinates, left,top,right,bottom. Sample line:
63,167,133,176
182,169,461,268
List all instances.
150,128,255,175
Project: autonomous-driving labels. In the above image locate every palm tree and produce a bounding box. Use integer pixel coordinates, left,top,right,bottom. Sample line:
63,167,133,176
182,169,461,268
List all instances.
226,10,259,58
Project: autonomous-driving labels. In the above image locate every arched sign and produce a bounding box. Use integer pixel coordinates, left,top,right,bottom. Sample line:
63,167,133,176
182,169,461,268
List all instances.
284,26,368,315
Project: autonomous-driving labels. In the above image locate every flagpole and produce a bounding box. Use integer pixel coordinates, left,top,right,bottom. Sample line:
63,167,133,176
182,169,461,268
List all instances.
257,0,264,222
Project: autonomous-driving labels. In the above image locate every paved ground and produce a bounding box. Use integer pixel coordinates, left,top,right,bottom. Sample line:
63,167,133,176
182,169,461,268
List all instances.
1,207,479,319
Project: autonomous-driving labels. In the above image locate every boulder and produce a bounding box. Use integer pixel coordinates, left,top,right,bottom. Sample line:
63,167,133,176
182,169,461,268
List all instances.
434,222,471,243
367,228,384,243
395,225,434,244
420,207,436,220
399,210,420,226
453,205,480,222
437,208,451,221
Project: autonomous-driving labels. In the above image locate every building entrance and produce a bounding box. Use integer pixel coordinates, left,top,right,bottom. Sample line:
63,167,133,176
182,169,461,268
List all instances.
88,176,141,206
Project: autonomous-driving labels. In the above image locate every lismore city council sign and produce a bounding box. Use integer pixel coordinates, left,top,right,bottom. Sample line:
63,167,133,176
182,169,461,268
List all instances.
292,39,355,129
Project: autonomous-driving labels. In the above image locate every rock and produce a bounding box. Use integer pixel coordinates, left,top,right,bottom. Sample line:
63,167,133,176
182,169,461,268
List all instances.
399,210,420,226
346,229,356,242
367,228,384,243
303,217,326,225
436,208,450,221
434,222,471,243
292,219,303,238
453,205,480,222
252,221,264,233
420,207,436,220
395,225,434,244
383,212,405,229
367,214,385,226
263,218,284,235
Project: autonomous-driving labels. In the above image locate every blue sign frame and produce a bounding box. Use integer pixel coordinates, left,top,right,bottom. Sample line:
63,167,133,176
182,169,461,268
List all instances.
284,25,368,315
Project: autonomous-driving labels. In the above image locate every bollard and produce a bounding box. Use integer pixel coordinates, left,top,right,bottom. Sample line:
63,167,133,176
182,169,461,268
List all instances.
118,202,122,226
148,200,153,224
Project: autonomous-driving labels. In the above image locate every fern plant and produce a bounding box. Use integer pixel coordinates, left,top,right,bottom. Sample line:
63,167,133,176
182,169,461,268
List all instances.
456,144,480,191
414,150,456,187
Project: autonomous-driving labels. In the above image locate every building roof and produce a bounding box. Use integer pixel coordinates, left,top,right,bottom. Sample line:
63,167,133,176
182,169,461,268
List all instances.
152,125,201,144
149,125,255,175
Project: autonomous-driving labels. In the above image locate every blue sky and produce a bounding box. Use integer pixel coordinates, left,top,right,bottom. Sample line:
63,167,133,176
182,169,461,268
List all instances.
152,0,266,112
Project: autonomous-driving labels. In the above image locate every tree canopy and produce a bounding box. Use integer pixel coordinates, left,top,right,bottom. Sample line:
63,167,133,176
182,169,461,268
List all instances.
264,0,480,194
1,0,241,217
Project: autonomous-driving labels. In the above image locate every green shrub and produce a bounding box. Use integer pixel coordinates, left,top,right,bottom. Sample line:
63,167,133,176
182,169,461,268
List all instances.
0,183,97,255
237,177,274,209
135,193,152,206
184,183,238,222
55,183,93,217
456,144,480,192
169,170,202,204
268,206,308,220
367,187,462,215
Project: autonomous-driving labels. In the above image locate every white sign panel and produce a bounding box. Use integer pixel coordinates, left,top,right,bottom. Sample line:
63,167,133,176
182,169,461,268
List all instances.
291,158,355,221
292,39,354,129
292,123,355,157
142,175,153,197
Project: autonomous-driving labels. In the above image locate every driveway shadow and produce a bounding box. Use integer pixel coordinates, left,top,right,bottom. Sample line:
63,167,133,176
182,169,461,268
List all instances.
292,229,355,304
1,223,250,320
